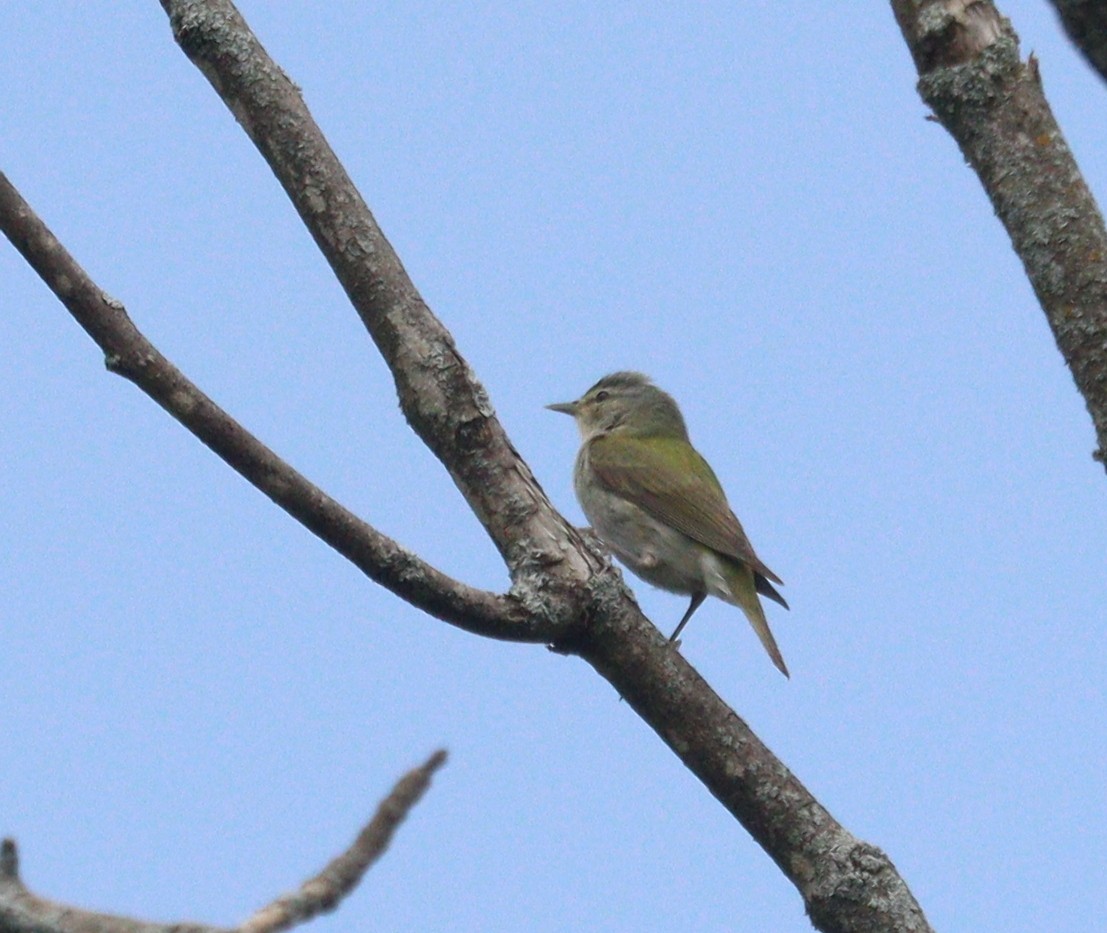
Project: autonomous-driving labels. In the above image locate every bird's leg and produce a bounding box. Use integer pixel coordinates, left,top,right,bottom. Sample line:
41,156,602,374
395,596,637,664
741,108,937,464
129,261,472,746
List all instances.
668,592,706,647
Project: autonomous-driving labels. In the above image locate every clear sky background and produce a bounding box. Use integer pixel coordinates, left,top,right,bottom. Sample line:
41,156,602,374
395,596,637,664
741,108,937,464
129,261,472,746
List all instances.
3,4,1106,932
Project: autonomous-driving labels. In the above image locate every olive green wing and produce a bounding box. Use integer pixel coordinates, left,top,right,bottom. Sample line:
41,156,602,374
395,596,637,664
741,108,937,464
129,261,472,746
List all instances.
588,434,785,591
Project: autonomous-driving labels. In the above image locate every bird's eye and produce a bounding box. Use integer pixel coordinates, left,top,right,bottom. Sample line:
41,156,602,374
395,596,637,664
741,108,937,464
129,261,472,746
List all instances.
594,390,610,402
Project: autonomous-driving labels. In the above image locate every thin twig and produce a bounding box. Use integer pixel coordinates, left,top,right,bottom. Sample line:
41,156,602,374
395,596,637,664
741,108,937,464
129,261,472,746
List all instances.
240,750,448,933
0,752,446,933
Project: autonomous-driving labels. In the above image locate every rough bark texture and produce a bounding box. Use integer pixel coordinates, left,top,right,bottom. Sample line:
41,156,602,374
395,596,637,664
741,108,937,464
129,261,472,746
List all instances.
1049,0,1107,85
581,595,932,932
892,0,1107,467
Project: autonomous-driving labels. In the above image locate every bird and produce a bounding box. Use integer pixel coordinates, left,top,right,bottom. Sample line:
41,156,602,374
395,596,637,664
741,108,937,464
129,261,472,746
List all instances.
548,371,789,676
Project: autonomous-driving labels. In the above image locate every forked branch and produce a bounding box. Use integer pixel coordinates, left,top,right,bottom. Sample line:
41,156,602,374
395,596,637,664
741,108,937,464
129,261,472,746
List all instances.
0,172,552,644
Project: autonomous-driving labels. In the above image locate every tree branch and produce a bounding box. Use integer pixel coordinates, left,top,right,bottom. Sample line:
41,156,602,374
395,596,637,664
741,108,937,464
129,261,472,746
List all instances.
577,595,932,932
0,2,937,929
157,0,598,593
891,0,1107,467
0,172,546,643
0,750,446,933
240,750,448,933
1049,0,1107,86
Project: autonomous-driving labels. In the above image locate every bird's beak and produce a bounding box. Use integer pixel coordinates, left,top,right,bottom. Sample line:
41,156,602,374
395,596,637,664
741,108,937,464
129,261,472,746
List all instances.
546,401,579,416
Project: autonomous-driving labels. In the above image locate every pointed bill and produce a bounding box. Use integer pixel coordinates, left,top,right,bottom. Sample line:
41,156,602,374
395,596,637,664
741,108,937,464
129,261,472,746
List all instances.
546,401,579,416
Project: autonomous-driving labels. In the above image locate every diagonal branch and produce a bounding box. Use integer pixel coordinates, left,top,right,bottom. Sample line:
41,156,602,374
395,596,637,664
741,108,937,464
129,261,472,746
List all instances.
157,0,597,589
891,0,1107,467
0,172,547,643
240,750,448,933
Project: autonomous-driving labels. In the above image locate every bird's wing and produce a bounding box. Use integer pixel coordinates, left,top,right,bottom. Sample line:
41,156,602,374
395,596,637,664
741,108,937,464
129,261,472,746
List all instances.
588,435,784,585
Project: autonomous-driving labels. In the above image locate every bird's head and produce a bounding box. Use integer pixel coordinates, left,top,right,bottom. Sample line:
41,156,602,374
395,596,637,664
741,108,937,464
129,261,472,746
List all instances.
547,371,689,441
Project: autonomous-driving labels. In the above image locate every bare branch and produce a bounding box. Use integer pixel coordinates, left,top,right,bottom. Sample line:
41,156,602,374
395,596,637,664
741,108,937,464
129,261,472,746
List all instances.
579,598,933,933
891,0,1107,466
0,752,446,933
158,0,597,590
0,172,549,643
1049,0,1107,86
240,750,448,933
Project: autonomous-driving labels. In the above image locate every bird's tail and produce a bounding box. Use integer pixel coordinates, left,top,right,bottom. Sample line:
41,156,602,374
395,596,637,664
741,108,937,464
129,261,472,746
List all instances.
719,560,790,678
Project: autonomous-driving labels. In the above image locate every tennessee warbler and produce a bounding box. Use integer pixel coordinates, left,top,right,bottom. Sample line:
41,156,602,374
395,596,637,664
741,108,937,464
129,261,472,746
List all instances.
548,371,789,676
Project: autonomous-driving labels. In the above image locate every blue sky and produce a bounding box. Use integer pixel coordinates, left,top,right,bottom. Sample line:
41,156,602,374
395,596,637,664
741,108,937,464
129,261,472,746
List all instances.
3,3,1106,931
